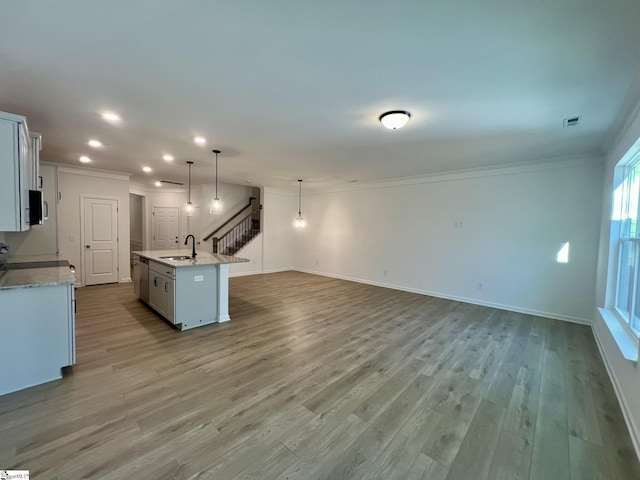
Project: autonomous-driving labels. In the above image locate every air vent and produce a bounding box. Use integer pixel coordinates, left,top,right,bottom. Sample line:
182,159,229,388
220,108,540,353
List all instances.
563,116,582,127
160,180,184,185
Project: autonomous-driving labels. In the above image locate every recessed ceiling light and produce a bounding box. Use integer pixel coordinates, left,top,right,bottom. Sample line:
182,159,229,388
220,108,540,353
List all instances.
143,166,152,173
154,181,162,187
379,110,411,130
101,111,121,123
193,136,206,146
162,154,174,162
88,139,103,148
79,155,91,163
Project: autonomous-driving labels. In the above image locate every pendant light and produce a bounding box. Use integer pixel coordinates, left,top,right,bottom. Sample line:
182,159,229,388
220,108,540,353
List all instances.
294,179,307,228
186,160,194,217
209,149,223,215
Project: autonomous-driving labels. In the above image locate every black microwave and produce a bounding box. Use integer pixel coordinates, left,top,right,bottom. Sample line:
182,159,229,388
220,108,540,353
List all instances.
28,189,44,226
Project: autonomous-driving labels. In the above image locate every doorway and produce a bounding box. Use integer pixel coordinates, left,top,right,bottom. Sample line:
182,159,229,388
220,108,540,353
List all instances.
152,206,180,250
82,196,119,286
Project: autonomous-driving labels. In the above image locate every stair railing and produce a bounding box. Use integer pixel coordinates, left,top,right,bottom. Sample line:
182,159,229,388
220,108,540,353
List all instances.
203,197,261,254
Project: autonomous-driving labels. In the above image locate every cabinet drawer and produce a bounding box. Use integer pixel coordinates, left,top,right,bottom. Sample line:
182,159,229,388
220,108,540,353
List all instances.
149,260,175,278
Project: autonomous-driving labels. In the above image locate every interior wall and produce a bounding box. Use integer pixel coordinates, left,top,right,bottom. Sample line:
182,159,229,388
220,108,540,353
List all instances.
57,167,131,285
263,187,295,273
594,101,640,455
294,157,603,322
4,163,58,256
129,193,143,251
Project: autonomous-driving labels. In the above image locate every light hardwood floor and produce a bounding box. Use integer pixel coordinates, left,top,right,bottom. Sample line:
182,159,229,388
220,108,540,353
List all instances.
1,271,639,479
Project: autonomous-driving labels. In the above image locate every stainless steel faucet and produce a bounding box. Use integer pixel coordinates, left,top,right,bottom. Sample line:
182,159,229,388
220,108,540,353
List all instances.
184,234,197,259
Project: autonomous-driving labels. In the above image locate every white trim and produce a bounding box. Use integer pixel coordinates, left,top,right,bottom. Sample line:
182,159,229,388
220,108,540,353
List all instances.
591,323,640,461
294,268,592,325
305,154,604,195
597,308,639,362
121,277,132,283
229,269,263,277
262,267,294,274
58,165,131,181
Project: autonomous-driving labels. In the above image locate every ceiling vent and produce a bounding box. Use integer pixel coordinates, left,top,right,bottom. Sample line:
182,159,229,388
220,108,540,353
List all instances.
563,116,582,128
160,180,184,185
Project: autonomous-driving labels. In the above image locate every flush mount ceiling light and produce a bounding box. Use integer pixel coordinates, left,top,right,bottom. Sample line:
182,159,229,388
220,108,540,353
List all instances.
154,181,162,187
142,166,152,173
379,110,411,130
293,179,307,229
88,139,102,148
162,154,174,162
101,111,121,123
194,136,206,146
79,155,91,163
186,160,194,216
209,149,223,215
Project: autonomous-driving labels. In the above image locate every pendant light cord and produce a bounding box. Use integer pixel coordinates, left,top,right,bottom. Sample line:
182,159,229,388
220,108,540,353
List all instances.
298,179,302,215
188,161,192,203
215,151,218,198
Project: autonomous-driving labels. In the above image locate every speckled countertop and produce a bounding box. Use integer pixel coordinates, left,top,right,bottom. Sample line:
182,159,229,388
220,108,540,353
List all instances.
133,250,249,268
0,254,76,290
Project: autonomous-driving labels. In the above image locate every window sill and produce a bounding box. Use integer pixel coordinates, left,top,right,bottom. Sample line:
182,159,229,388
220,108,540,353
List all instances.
598,308,639,362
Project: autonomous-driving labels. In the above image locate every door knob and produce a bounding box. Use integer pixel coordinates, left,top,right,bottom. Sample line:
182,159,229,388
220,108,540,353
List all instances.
85,245,91,249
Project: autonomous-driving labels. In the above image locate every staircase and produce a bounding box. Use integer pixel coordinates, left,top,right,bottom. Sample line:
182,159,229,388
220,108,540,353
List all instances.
203,197,262,255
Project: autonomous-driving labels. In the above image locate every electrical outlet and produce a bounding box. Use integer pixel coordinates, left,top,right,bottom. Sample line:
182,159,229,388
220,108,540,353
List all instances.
194,275,204,282
383,270,387,276
477,283,483,290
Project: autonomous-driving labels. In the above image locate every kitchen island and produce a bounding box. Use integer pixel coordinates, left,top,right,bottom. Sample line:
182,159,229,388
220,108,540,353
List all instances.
132,250,248,330
0,255,76,396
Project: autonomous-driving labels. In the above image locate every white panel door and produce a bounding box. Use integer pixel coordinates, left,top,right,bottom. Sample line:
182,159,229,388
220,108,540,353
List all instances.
153,206,180,250
83,197,119,286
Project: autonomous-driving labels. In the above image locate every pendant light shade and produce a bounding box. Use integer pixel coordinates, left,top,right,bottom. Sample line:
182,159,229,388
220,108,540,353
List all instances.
186,161,194,216
379,110,411,130
209,149,223,215
294,179,307,228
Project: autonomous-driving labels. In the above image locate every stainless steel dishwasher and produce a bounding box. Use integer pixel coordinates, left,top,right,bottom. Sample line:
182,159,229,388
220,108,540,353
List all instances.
139,257,149,303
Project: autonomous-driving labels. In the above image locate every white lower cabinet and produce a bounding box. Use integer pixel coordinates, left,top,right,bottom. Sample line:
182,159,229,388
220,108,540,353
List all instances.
0,282,76,396
148,261,176,324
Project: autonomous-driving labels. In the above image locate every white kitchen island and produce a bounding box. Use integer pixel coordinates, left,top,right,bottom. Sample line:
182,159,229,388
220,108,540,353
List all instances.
132,250,248,330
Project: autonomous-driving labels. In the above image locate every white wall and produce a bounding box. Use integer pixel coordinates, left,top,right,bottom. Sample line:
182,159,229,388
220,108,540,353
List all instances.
4,163,58,256
57,167,131,285
294,157,603,323
594,101,640,455
263,187,296,273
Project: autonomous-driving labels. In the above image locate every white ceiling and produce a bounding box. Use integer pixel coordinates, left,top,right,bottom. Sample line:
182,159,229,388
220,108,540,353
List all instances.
1,1,639,190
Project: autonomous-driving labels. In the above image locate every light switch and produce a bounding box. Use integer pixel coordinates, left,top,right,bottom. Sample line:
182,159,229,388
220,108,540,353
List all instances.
194,275,204,282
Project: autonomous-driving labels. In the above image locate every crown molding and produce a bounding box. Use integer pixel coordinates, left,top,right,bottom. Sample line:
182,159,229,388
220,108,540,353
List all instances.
305,153,604,196
57,164,131,181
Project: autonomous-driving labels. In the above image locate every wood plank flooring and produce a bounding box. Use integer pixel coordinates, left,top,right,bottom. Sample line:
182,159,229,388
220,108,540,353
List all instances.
1,271,639,479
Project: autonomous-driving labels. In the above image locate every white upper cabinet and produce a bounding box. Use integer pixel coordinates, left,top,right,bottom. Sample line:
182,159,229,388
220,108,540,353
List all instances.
0,111,32,232
30,132,42,190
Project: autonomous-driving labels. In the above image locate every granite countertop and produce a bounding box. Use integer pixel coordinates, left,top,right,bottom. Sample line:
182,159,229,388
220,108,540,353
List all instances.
0,254,76,290
133,250,249,268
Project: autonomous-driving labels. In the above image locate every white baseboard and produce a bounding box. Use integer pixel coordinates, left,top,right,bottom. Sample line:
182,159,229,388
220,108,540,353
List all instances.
230,269,264,278
590,324,640,461
293,268,591,325
121,277,132,283
262,267,294,274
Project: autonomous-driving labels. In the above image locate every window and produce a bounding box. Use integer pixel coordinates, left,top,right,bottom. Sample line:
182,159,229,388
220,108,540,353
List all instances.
612,143,640,337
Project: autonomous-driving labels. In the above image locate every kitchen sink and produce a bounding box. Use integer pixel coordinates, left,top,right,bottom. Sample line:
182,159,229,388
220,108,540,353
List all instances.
159,255,193,261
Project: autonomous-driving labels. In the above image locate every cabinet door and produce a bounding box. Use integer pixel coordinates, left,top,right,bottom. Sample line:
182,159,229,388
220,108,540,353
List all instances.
149,273,167,317
132,256,140,297
0,115,28,231
30,132,41,190
164,276,175,324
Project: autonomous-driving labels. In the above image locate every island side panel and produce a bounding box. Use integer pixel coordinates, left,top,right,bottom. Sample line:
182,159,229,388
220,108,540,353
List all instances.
174,264,218,330
217,263,231,323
